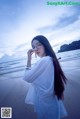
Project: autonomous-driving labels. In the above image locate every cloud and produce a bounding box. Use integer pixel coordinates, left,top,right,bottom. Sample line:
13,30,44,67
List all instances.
54,14,79,29
37,5,80,34
0,0,80,57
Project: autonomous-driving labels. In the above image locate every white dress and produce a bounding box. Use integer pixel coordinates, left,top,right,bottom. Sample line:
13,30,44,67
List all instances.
23,56,68,119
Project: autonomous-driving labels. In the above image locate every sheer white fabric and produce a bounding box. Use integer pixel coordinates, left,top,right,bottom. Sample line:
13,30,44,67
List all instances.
23,56,68,119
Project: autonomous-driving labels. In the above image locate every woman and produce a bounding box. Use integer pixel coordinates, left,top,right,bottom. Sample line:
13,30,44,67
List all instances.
23,35,68,119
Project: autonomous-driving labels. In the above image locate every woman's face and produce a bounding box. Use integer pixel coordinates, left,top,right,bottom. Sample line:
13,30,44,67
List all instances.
32,40,46,57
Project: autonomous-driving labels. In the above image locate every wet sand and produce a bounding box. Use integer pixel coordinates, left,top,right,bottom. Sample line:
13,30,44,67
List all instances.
61,59,80,119
0,59,80,119
0,78,37,119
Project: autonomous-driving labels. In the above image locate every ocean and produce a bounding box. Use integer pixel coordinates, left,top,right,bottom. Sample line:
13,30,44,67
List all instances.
57,49,80,62
0,49,80,80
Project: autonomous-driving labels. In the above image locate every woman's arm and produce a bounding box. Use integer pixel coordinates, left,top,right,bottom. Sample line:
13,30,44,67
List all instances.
26,49,34,68
27,59,31,68
23,57,53,83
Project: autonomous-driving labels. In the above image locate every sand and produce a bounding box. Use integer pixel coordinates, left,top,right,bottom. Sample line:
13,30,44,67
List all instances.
0,78,37,119
61,59,80,119
0,59,80,119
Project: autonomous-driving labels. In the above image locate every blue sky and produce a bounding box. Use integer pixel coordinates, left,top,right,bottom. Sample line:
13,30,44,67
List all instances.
0,0,80,57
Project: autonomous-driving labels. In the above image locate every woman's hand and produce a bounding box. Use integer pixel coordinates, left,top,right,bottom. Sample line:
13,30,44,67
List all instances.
27,49,35,61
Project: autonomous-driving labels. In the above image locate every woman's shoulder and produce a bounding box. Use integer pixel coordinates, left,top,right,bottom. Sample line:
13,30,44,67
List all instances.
38,56,53,64
33,56,53,68
34,56,52,66
41,56,52,61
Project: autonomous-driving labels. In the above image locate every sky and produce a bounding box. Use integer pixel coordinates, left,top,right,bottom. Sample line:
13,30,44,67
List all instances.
0,0,80,58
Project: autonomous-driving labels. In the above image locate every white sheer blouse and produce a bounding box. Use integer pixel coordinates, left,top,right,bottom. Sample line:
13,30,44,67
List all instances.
23,56,67,119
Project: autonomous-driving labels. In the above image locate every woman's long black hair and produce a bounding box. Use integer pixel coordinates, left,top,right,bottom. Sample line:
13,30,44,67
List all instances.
31,35,67,100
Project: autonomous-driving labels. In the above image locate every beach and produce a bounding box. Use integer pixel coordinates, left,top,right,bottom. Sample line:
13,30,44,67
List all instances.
0,56,80,119
0,77,37,119
61,59,80,119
